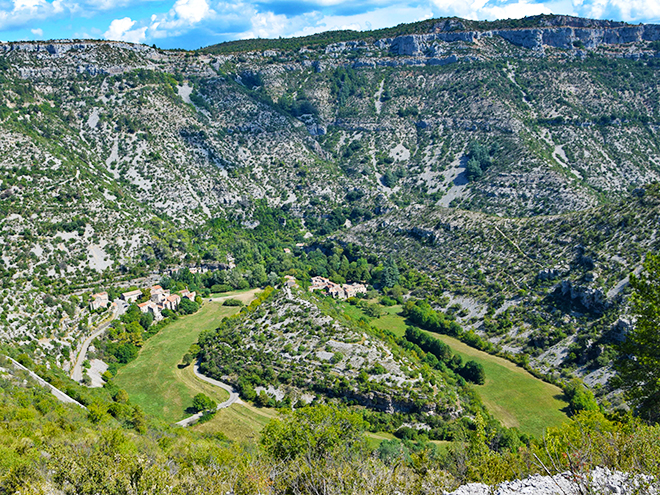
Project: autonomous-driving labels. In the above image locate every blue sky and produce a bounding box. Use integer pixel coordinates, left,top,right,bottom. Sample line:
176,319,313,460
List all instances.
1,0,659,49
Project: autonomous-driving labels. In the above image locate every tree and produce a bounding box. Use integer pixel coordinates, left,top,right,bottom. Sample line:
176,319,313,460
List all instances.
466,158,483,181
113,389,129,404
131,405,147,433
465,141,491,181
615,254,660,422
255,391,270,407
260,405,367,461
179,299,199,315
381,257,400,288
191,393,217,413
250,264,268,287
87,401,108,424
181,352,193,367
461,360,486,385
139,311,153,331
564,379,599,416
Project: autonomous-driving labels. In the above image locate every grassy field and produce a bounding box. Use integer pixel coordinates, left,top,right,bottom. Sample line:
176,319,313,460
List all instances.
432,333,568,437
193,402,278,443
209,288,257,299
342,302,568,437
370,304,407,335
115,290,259,423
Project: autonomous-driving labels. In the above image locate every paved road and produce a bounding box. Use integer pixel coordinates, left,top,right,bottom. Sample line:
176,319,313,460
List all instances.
3,356,86,409
71,300,126,382
175,362,240,427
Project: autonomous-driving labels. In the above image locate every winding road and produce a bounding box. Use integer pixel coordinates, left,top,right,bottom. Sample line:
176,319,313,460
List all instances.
71,300,126,382
175,362,241,427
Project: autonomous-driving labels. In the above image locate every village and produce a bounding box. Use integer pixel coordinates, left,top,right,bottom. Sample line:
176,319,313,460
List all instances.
308,276,368,299
88,285,198,321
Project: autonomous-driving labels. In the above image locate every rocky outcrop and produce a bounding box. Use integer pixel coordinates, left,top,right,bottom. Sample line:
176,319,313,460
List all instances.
448,467,657,495
554,280,608,313
376,21,660,58
0,40,155,55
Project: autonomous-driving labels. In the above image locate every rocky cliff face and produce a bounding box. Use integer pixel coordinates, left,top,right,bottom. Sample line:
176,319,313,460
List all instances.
382,23,660,58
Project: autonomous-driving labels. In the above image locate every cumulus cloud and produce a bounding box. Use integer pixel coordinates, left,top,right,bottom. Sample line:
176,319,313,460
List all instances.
243,10,292,38
429,0,488,18
429,0,555,19
0,0,659,50
573,0,660,21
82,0,133,10
0,0,66,30
31,27,43,35
104,16,147,42
237,3,433,40
148,0,214,39
481,0,553,19
173,0,210,23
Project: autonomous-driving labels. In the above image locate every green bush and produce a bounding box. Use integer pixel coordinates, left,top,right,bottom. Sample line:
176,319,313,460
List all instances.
191,393,217,413
222,298,244,307
179,299,199,315
261,405,367,461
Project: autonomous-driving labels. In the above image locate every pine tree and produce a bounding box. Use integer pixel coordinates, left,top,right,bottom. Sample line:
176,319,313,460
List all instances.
382,257,400,288
615,254,660,422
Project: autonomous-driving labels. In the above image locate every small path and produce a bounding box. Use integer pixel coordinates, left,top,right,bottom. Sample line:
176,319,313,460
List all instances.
71,300,126,382
175,362,240,427
3,356,86,409
374,80,385,114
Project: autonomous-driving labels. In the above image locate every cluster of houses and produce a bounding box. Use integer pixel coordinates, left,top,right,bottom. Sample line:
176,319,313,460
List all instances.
90,292,110,311
309,276,367,299
89,285,197,321
135,285,197,320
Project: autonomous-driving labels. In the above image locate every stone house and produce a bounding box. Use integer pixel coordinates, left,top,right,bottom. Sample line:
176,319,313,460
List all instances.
89,292,109,311
122,290,142,303
138,300,161,320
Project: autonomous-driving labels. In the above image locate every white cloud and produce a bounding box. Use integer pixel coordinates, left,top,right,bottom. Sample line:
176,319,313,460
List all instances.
429,0,554,19
480,0,553,19
0,0,66,30
104,16,147,42
83,0,131,10
173,0,210,23
429,0,489,18
238,3,434,40
574,0,660,21
148,0,214,39
241,10,291,38
13,0,49,12
31,27,43,35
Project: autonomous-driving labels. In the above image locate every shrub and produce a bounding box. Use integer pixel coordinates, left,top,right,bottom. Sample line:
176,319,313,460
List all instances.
261,405,367,461
222,298,244,307
191,393,217,413
460,361,486,385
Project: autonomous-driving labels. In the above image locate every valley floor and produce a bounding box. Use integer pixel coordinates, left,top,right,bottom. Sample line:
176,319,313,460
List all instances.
114,290,259,423
114,289,568,442
348,302,569,437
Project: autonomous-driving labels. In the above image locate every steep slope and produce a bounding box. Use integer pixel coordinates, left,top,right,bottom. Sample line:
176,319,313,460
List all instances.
340,185,660,394
198,286,471,421
1,15,659,390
